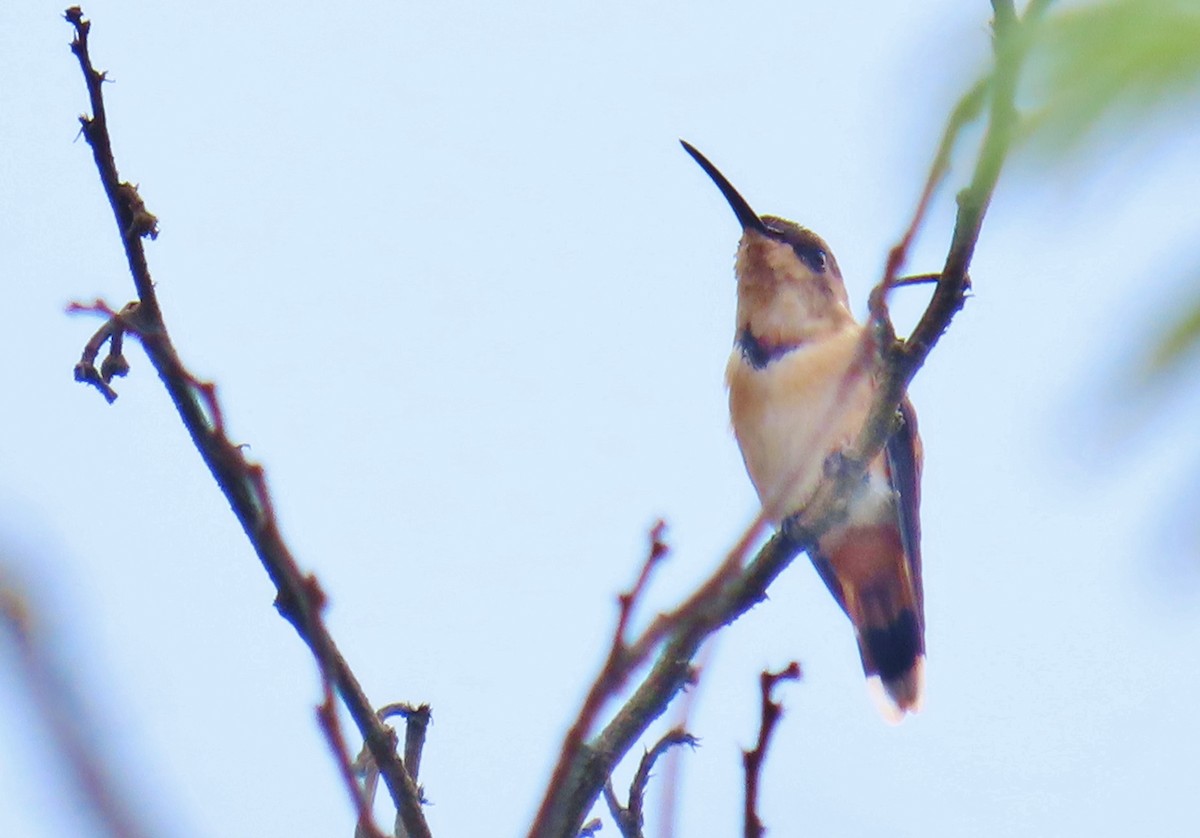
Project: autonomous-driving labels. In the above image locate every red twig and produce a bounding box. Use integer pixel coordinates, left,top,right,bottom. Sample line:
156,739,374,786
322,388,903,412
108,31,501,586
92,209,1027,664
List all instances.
743,663,802,838
317,681,386,838
620,520,670,635
876,76,990,306
532,520,673,834
624,511,770,668
66,299,119,317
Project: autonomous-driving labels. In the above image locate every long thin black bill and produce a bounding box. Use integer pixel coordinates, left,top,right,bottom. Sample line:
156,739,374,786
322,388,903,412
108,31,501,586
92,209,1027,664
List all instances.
680,140,769,235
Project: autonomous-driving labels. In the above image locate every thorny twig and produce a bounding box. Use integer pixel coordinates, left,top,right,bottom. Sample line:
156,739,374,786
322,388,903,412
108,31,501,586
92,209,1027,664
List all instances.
530,3,1036,835
63,8,428,836
743,663,802,838
602,729,697,838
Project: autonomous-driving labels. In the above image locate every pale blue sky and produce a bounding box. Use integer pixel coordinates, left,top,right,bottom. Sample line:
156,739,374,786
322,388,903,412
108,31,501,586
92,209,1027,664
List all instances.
2,2,1199,836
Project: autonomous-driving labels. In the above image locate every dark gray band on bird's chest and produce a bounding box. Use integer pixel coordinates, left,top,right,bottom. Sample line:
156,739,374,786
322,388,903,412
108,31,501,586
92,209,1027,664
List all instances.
737,328,802,370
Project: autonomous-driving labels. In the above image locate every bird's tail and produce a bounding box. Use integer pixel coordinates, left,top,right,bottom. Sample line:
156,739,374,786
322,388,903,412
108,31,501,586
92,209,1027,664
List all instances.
851,577,925,719
815,519,926,720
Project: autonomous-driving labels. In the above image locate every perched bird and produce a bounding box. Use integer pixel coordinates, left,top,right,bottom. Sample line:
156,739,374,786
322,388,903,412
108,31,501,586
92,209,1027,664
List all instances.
682,140,925,719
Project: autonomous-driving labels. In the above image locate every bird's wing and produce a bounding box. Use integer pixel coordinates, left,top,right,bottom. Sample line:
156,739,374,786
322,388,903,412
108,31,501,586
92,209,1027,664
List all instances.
804,396,923,621
885,396,924,621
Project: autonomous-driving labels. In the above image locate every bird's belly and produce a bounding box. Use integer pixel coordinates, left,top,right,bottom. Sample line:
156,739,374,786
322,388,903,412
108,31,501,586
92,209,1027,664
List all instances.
727,329,874,521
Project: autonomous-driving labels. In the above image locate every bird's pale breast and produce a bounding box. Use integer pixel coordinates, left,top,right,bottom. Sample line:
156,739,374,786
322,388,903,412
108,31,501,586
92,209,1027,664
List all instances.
726,324,874,521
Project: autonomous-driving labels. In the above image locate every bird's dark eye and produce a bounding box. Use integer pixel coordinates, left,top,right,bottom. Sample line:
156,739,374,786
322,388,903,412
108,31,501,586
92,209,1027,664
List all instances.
794,245,826,273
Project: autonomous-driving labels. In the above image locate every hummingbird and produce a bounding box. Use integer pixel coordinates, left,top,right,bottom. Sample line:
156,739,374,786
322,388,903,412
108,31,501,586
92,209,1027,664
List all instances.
682,140,925,719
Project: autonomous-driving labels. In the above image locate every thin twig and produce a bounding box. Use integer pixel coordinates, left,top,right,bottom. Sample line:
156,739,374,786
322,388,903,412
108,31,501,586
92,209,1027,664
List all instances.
378,703,433,838
530,2,1036,834
743,663,802,838
891,273,942,288
602,729,697,838
653,635,717,838
62,9,428,835
379,703,433,784
877,75,990,302
533,520,673,831
69,300,134,403
579,818,604,837
355,688,433,832
627,730,697,836
318,680,387,838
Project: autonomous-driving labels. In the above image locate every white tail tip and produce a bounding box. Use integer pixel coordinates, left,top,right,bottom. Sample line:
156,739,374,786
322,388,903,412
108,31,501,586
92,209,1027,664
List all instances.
867,656,925,724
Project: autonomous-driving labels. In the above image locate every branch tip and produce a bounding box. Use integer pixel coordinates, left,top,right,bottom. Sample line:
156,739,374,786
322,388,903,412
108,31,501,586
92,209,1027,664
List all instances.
579,818,604,837
744,663,802,838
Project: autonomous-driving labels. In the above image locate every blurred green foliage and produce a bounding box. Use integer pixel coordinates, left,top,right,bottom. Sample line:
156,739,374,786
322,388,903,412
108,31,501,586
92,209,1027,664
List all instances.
1023,0,1200,381
1027,0,1200,151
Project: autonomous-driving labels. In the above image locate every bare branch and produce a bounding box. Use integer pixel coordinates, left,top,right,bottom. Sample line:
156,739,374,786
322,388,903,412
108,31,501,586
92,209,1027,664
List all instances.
62,8,428,835
743,663,802,838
